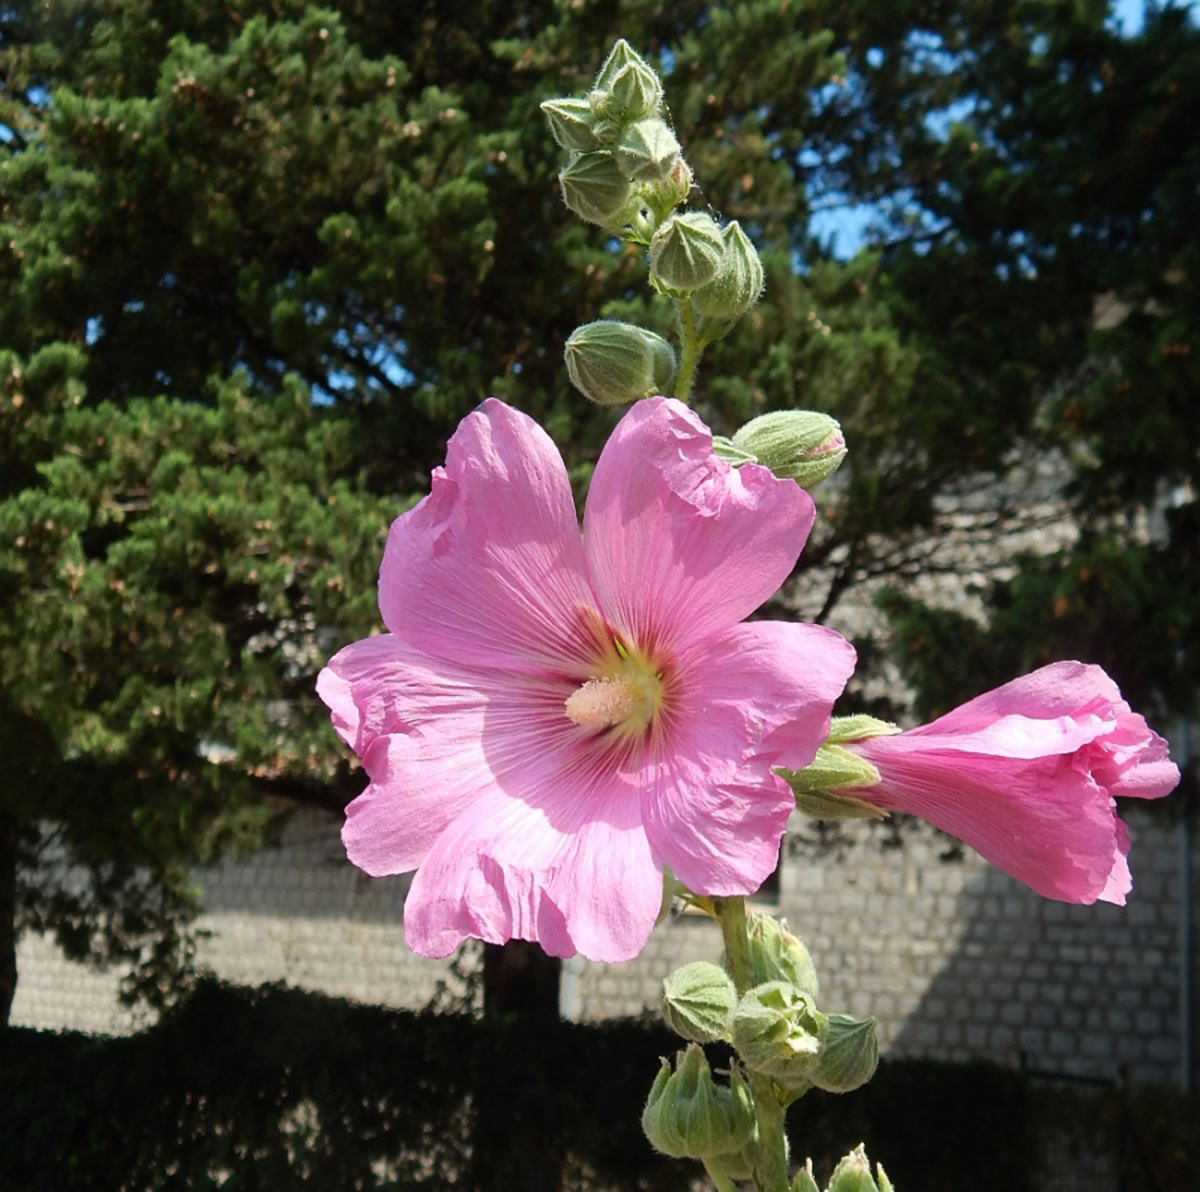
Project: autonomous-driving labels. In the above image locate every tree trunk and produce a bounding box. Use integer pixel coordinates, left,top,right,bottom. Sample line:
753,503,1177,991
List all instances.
0,810,18,1027
482,939,561,1017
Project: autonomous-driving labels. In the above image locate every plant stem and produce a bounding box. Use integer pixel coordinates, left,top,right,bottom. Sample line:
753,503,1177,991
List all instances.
703,1156,743,1192
716,896,790,1192
674,298,703,401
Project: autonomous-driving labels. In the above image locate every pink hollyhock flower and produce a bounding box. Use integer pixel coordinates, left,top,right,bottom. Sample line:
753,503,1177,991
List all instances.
317,397,855,962
840,662,1179,904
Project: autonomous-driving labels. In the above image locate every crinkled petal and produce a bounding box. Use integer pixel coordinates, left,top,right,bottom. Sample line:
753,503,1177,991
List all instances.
642,621,856,894
402,769,663,962
850,737,1131,904
319,637,497,875
1088,711,1179,800
378,399,597,675
917,661,1123,735
583,397,815,654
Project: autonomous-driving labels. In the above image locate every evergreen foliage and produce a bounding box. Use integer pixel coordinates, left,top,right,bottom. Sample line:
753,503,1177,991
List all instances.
1,0,1194,1019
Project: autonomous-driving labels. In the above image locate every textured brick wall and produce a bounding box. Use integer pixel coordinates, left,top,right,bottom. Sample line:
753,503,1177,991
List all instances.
12,806,1197,1088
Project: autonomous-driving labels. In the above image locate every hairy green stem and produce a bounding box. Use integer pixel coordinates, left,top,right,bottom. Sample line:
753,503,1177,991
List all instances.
703,1156,743,1192
673,298,703,401
716,896,790,1192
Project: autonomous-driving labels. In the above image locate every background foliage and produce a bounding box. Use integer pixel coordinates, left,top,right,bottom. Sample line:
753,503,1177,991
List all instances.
0,0,1196,1019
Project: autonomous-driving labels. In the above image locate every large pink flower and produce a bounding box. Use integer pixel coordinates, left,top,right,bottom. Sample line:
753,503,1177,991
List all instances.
318,397,855,962
840,662,1179,904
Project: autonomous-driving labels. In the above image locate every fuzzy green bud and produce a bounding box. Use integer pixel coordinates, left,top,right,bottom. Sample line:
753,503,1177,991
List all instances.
731,981,828,1088
650,211,725,292
642,1045,756,1160
661,961,737,1043
810,1014,879,1094
747,913,819,999
827,1145,894,1192
693,221,765,320
793,1162,822,1192
564,320,676,405
558,151,631,226
604,60,664,125
777,744,885,823
657,155,695,208
594,39,652,91
731,409,847,488
615,117,680,181
541,96,601,152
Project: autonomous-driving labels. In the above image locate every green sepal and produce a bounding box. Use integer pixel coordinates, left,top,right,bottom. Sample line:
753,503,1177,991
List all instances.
661,961,737,1043
711,435,758,466
825,714,899,744
777,744,881,795
789,788,888,822
809,1014,879,1094
558,151,631,226
792,1163,822,1192
540,96,601,152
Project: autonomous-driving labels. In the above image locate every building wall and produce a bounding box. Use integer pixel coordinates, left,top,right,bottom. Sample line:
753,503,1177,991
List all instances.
12,806,1197,1088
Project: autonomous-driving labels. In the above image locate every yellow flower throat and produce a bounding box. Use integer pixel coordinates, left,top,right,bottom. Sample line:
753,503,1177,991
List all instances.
564,644,664,737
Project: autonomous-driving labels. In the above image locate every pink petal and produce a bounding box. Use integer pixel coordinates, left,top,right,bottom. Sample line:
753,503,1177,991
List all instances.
377,399,597,675
583,398,815,654
321,637,496,875
642,621,856,895
402,773,663,962
917,661,1122,735
851,737,1130,903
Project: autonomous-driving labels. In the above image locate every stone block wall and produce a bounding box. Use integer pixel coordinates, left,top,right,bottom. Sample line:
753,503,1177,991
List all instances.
12,806,1198,1089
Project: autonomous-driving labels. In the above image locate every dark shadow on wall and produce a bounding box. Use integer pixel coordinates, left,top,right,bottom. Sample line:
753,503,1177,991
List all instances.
887,811,1196,1089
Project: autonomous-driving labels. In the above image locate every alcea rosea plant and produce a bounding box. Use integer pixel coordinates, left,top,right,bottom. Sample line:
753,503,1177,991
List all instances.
319,40,1179,1192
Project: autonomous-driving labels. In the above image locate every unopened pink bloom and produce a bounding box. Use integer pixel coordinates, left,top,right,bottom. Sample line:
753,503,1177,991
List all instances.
841,662,1179,904
318,397,855,962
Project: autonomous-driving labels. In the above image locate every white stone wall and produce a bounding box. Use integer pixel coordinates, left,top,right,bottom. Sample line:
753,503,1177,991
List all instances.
12,805,1197,1088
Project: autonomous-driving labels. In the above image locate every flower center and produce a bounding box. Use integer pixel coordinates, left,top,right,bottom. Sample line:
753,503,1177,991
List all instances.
565,660,663,736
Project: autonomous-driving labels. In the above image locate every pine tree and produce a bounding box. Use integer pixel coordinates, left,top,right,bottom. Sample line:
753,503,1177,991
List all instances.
1,0,1192,1024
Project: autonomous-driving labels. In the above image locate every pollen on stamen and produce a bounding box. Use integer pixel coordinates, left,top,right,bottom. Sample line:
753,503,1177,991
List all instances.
565,677,637,731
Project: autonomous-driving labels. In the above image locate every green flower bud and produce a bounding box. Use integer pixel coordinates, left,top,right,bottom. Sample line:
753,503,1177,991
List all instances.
810,1014,879,1094
558,151,631,226
656,155,695,209
731,409,848,488
731,981,828,1088
540,96,601,152
747,913,819,998
778,742,882,804
792,1162,822,1192
642,1046,755,1160
693,221,765,320
661,961,737,1043
594,38,653,91
564,320,676,405
827,1145,894,1192
603,60,664,126
650,211,724,291
615,117,680,181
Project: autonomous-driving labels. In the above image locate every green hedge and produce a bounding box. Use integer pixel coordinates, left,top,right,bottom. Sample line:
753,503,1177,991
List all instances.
2,980,1197,1191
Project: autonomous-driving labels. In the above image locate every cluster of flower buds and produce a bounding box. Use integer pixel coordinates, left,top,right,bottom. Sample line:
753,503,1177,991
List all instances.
541,40,688,235
542,40,769,404
646,913,879,1165
794,1146,895,1192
